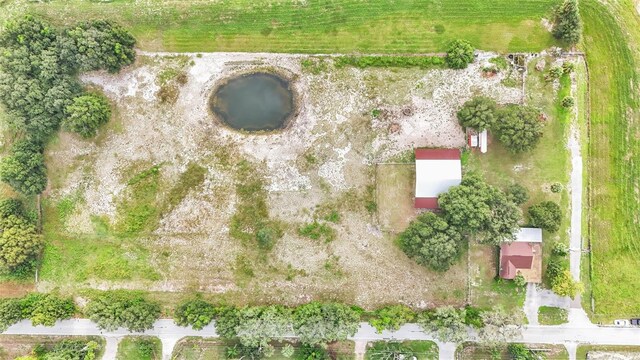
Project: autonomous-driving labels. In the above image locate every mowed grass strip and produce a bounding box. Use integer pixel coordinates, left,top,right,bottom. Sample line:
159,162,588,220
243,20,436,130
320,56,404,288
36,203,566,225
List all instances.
20,0,558,53
581,0,640,319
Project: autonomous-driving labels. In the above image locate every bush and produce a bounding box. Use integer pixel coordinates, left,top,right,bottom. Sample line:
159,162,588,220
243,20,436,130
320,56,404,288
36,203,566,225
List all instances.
369,305,415,333
552,0,582,45
546,66,564,80
0,139,48,195
174,298,216,330
463,306,484,328
445,39,474,69
550,182,564,193
494,105,544,153
0,298,23,331
546,257,566,281
528,201,562,232
281,344,295,358
561,96,574,108
456,96,497,130
514,272,527,287
85,291,161,332
0,198,25,219
44,339,99,360
507,343,537,360
506,183,529,205
552,242,569,256
562,62,575,74
62,93,111,138
551,270,584,299
299,344,329,360
398,212,464,271
334,55,444,69
0,215,43,272
20,293,76,326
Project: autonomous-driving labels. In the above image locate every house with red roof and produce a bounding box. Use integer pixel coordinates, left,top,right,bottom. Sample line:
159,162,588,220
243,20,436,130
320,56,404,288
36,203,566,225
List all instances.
414,148,462,209
499,227,543,283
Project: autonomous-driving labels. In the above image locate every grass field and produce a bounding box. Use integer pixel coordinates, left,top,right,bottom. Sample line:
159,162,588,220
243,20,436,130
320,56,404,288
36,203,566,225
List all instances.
2,0,559,53
457,342,568,360
375,164,416,233
580,0,640,320
365,341,438,360
577,345,640,359
116,336,162,360
538,306,568,325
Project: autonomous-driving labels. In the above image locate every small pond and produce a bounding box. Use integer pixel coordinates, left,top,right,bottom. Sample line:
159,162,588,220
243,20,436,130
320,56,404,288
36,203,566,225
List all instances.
210,72,294,132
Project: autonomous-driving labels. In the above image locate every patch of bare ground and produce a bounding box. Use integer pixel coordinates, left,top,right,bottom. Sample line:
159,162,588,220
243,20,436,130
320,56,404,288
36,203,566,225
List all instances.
41,52,522,308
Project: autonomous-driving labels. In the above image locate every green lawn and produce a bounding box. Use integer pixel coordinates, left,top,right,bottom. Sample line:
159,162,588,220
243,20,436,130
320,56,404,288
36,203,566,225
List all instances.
538,306,568,325
577,345,640,359
580,0,640,320
366,341,438,360
6,0,559,53
117,336,162,360
457,342,569,360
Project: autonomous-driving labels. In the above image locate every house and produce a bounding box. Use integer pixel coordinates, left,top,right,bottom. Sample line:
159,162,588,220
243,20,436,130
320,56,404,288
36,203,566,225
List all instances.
467,129,488,153
499,227,543,283
414,148,462,209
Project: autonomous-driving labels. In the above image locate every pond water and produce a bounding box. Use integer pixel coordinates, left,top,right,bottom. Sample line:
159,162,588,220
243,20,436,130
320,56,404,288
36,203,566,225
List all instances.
210,72,294,132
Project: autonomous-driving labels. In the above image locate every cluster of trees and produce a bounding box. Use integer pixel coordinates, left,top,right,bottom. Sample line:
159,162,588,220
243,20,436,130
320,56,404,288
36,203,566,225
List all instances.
85,291,161,332
547,242,583,299
552,0,582,46
16,339,100,360
0,16,135,196
0,293,76,331
399,173,522,272
0,198,42,275
457,97,545,153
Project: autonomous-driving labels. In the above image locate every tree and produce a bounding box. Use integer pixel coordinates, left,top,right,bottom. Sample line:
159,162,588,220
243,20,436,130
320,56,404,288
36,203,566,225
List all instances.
62,93,111,138
494,105,544,153
20,293,76,326
477,308,523,347
456,97,497,130
445,39,474,69
292,302,361,345
85,291,160,332
528,201,562,232
398,212,464,271
418,306,467,343
0,215,43,272
234,306,292,348
0,298,23,331
505,183,529,205
43,339,99,360
214,306,242,339
60,20,136,73
438,173,522,244
0,140,48,195
514,272,526,287
551,270,584,299
369,305,415,333
552,0,582,45
174,298,216,330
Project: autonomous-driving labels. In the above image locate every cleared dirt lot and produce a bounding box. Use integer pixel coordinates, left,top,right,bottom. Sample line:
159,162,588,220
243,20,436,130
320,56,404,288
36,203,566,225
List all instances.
39,52,521,308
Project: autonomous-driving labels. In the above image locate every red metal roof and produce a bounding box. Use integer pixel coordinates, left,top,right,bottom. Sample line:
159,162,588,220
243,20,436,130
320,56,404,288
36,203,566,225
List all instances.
499,242,534,279
415,148,461,160
415,197,439,209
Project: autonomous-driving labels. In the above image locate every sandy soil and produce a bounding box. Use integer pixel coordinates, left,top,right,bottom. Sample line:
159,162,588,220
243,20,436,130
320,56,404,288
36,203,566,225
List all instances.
44,52,522,308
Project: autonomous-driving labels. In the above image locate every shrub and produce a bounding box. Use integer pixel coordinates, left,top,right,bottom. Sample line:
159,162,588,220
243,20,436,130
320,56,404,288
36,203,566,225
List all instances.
0,298,24,331
62,93,111,138
456,96,497,130
528,201,562,232
562,62,575,74
281,344,295,358
551,270,584,299
546,257,566,281
334,56,444,69
45,339,99,360
369,305,416,333
298,222,335,243
552,0,582,45
547,66,564,80
561,96,574,108
507,344,537,360
20,293,76,326
0,198,25,219
552,242,569,256
494,105,544,153
0,215,43,272
445,39,474,69
514,272,527,287
85,291,161,332
299,344,329,360
256,225,280,250
0,139,47,196
550,182,564,193
506,183,529,205
174,298,216,330
463,306,484,328
398,212,464,271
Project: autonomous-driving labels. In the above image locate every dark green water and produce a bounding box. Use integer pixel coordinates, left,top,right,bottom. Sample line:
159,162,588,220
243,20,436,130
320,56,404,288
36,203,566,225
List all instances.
211,72,294,131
